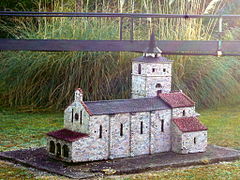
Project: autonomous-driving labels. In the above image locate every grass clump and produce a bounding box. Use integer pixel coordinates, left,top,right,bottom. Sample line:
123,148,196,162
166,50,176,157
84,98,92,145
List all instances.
0,0,240,109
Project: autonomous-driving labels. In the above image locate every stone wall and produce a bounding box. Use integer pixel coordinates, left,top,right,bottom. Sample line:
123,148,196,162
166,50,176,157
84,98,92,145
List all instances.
64,102,90,134
171,123,207,154
130,112,150,156
109,113,130,159
172,106,195,118
171,122,183,153
131,61,172,98
145,76,172,95
131,75,146,98
150,109,172,153
182,131,207,154
72,115,109,162
132,62,172,76
46,136,73,162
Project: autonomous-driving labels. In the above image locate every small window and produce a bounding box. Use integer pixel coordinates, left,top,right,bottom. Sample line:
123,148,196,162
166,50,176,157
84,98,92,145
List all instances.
183,110,186,116
140,121,143,134
152,68,156,72
156,83,162,88
75,113,79,121
80,111,83,125
99,125,102,138
161,119,164,132
138,64,141,74
120,123,123,136
71,109,74,123
56,143,61,157
194,137,197,144
49,141,55,154
62,145,69,158
163,68,166,72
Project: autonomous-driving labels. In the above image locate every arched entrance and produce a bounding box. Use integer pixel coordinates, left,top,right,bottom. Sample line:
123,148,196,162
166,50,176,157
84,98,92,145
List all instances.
49,141,55,154
62,145,69,158
56,143,61,157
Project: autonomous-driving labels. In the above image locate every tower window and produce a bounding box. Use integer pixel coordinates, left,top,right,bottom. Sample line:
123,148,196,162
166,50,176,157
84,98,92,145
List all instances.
138,64,141,74
163,68,166,72
140,121,143,134
152,68,156,72
99,125,102,138
194,137,197,144
120,123,123,136
156,83,162,88
80,111,83,125
183,110,186,116
161,119,164,132
75,113,79,121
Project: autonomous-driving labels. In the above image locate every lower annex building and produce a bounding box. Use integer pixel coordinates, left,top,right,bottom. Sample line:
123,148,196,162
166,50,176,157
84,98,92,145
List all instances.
46,33,208,162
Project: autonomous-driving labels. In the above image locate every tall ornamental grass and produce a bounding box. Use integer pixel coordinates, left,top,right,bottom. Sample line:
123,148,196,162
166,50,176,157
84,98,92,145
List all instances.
0,0,240,109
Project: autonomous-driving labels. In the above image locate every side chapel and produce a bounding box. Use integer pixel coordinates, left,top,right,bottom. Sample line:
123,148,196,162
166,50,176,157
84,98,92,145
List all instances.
46,33,208,162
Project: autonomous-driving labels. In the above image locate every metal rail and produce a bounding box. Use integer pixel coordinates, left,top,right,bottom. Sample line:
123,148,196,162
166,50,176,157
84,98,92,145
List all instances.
0,11,240,56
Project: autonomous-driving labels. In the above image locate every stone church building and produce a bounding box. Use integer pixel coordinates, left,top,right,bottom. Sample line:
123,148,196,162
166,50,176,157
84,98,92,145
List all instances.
46,34,208,162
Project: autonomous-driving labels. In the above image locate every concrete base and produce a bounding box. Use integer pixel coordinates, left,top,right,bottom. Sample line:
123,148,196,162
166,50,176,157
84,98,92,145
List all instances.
0,145,239,179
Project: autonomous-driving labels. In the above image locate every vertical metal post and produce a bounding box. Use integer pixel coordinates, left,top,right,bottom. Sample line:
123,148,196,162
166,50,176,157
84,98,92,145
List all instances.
130,17,134,41
217,16,223,57
119,17,123,40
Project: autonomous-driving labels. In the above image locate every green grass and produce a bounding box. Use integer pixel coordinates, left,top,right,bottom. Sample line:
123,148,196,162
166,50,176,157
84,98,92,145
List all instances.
0,104,240,179
0,108,62,152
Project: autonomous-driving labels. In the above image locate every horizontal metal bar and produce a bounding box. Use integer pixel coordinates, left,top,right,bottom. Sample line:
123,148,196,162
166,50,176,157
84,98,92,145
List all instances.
0,39,239,54
0,39,216,52
0,11,240,18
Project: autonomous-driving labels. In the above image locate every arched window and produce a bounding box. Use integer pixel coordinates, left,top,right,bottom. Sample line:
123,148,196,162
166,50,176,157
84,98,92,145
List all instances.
156,83,162,88
56,143,61,157
163,68,166,72
49,141,55,154
62,145,69,158
120,123,123,136
138,64,141,74
75,113,79,121
99,125,102,138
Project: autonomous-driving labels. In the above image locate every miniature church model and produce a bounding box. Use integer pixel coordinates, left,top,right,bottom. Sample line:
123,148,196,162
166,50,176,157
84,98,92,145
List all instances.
46,33,208,162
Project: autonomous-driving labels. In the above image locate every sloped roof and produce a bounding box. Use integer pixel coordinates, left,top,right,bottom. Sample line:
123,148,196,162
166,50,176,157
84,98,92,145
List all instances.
133,56,173,63
47,129,88,142
84,97,170,115
173,117,208,132
159,92,195,108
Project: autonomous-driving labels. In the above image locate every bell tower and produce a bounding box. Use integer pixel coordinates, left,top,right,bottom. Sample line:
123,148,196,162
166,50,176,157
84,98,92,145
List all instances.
131,33,173,98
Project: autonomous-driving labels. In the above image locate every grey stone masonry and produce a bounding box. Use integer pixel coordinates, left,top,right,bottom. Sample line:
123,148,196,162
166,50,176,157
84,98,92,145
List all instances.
46,40,208,162
131,60,173,98
171,123,207,154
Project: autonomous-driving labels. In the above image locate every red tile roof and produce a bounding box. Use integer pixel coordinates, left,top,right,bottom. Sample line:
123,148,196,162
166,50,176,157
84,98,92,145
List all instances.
159,92,195,108
47,129,88,142
173,117,208,132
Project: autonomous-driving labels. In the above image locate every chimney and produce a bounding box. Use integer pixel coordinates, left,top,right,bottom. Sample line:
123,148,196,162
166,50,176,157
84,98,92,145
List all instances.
74,88,83,102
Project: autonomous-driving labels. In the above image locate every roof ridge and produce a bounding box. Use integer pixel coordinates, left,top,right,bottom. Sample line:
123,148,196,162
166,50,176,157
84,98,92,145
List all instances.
84,96,160,104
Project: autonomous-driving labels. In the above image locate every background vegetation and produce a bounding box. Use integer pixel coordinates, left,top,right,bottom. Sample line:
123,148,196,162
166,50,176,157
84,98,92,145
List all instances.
0,0,240,110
